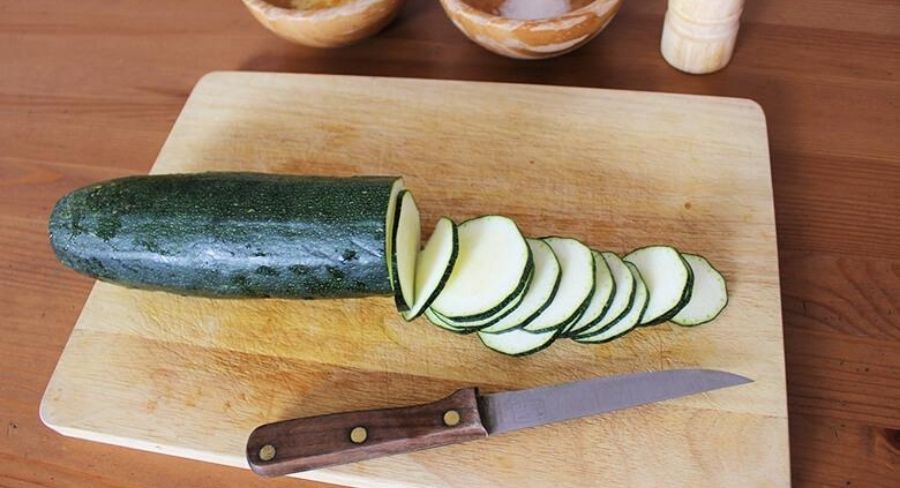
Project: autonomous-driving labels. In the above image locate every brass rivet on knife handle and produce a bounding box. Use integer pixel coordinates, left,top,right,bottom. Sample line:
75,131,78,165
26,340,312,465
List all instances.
443,410,461,427
246,388,488,477
349,426,368,444
258,444,276,461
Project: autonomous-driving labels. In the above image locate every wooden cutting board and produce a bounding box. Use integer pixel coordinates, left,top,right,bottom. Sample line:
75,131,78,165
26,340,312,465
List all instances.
41,72,790,488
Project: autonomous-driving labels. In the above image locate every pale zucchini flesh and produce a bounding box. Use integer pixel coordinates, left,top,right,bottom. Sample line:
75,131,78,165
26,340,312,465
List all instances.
575,262,648,344
430,216,532,321
424,308,474,334
671,254,728,326
624,245,693,325
390,191,420,312
572,252,635,339
478,327,559,356
430,267,532,329
523,237,595,333
478,239,562,334
565,250,615,336
401,217,459,321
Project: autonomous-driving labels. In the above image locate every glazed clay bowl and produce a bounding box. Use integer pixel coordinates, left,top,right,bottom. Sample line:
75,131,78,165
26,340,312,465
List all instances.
439,0,623,59
242,0,405,48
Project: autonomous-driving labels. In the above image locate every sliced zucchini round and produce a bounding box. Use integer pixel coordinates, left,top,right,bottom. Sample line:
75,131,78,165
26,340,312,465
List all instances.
429,267,532,330
624,245,693,325
575,262,648,344
390,191,421,312
430,216,532,322
572,252,635,339
523,237,595,333
424,308,476,335
478,239,563,334
401,217,459,321
564,250,615,337
671,254,728,326
478,327,560,357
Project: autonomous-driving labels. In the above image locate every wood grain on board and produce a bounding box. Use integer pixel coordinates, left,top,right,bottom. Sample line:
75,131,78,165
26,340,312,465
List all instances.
2,0,898,487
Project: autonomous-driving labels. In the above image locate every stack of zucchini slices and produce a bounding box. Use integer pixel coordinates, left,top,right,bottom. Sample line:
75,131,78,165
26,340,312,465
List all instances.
387,193,728,357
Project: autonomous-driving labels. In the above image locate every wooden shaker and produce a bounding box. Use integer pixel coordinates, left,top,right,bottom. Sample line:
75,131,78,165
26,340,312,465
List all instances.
661,0,744,74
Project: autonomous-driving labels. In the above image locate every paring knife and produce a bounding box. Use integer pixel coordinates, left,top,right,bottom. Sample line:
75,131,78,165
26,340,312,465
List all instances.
246,368,751,476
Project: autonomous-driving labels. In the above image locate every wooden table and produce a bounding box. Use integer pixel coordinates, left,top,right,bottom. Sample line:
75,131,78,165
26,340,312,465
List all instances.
1,0,897,486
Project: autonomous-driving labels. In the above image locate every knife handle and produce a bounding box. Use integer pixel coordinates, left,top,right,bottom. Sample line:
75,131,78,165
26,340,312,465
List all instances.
246,388,488,476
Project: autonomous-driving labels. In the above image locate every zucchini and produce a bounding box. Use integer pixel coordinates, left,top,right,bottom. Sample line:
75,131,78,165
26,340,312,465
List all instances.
430,216,533,322
564,250,615,337
624,245,693,325
478,327,560,357
401,217,459,321
522,237,595,333
571,252,635,339
671,254,728,326
424,308,475,335
428,266,533,330
390,190,421,312
575,262,648,344
478,239,562,334
49,173,403,299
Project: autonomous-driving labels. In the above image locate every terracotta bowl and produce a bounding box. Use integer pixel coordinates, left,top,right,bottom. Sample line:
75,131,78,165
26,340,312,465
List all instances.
242,0,405,48
439,0,623,59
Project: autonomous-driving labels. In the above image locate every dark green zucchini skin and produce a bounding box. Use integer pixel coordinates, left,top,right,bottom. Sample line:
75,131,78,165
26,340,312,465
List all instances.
49,172,401,299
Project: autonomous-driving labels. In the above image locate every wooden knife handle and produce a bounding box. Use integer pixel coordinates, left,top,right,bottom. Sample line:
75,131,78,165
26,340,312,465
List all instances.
246,388,488,476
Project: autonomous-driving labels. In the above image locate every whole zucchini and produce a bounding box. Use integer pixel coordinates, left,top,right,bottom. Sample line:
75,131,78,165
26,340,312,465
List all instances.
49,172,404,299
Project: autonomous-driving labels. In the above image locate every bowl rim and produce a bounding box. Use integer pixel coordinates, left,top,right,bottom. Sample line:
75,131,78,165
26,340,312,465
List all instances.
441,0,621,24
242,0,398,19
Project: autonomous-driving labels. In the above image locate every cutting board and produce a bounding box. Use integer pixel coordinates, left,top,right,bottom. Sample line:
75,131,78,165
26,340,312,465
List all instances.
41,72,790,488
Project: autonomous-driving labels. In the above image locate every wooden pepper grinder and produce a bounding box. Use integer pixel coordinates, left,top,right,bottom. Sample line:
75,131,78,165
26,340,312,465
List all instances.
661,0,744,74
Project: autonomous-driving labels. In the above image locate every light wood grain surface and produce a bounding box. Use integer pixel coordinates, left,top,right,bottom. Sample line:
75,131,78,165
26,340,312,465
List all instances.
1,1,898,487
39,73,787,488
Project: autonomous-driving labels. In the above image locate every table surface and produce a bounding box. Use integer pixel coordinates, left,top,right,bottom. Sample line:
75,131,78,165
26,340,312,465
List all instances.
1,0,897,487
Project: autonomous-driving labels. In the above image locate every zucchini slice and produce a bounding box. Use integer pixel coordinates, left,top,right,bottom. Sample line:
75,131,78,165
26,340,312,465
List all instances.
384,179,406,288
624,245,693,325
430,216,532,322
478,239,563,334
522,237,595,333
401,217,459,321
424,308,475,335
429,267,533,329
478,327,559,357
390,191,421,312
575,262,648,344
671,254,728,326
564,250,615,336
571,252,635,339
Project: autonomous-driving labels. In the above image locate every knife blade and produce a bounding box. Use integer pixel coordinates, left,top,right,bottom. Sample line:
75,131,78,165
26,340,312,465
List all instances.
246,368,751,476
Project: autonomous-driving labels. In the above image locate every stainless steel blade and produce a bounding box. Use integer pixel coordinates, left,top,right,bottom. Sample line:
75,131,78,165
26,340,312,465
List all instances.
478,368,751,435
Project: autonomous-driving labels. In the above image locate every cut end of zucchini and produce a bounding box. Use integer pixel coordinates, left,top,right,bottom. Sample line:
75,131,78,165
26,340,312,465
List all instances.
671,254,728,326
430,216,532,322
391,190,420,312
624,245,692,325
384,178,406,285
401,217,459,321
